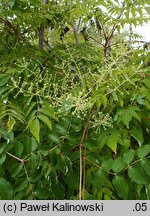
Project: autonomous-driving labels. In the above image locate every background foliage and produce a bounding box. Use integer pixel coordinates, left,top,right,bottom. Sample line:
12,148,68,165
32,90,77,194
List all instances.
0,0,150,200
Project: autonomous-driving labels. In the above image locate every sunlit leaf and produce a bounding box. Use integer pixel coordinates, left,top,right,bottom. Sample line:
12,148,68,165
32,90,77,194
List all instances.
38,114,52,130
7,116,16,132
29,118,40,142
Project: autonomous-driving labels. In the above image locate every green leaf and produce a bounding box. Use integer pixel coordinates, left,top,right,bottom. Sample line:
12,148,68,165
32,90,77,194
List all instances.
101,158,113,172
0,178,13,199
0,104,6,120
140,159,150,176
0,86,10,96
92,169,106,189
29,118,40,142
24,102,36,117
7,116,16,132
131,125,143,146
112,157,126,173
30,137,38,152
123,149,135,165
0,75,10,86
29,153,38,169
49,133,60,144
128,164,150,184
106,137,117,153
0,154,6,165
0,144,5,154
0,165,5,178
59,155,70,174
52,182,65,199
65,172,78,191
41,107,58,120
128,106,141,121
56,124,67,135
116,106,140,128
112,176,129,199
143,79,150,89
106,128,121,153
50,167,58,185
15,143,24,157
34,188,50,199
98,95,107,109
8,102,25,123
136,144,150,158
14,179,28,193
40,101,58,121
11,163,23,178
13,191,25,199
145,7,150,15
97,130,107,149
0,128,14,144
38,114,52,130
50,151,58,166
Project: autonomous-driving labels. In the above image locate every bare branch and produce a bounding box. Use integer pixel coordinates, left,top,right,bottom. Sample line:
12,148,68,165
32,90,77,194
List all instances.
38,0,49,50
72,21,79,45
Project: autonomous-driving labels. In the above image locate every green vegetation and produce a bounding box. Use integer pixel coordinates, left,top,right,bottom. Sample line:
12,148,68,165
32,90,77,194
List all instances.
0,0,150,200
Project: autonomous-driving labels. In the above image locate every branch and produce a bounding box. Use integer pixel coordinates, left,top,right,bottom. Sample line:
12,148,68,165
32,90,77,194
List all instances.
38,0,49,50
79,118,90,200
6,152,27,164
89,35,104,46
72,21,79,45
104,2,125,56
0,18,18,34
77,17,82,31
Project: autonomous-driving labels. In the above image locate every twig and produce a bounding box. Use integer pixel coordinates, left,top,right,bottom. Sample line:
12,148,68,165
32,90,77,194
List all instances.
72,21,79,45
38,0,49,50
104,2,125,56
79,119,90,200
82,141,87,200
23,163,35,199
0,18,18,34
77,17,82,31
6,152,26,164
85,158,116,176
89,36,104,46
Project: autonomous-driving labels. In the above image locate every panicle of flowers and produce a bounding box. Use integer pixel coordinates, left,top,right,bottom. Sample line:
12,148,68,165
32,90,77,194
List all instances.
90,112,113,132
53,90,92,119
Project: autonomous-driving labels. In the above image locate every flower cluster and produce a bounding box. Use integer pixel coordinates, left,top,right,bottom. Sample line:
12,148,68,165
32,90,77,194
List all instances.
89,112,113,132
53,91,92,119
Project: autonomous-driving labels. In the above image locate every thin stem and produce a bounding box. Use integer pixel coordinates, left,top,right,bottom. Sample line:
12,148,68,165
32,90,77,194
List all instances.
77,17,82,31
72,21,79,45
6,151,34,197
82,142,87,200
104,1,125,56
6,152,26,164
82,125,89,200
105,68,142,96
86,158,116,176
38,0,49,50
23,163,35,199
79,120,90,200
145,185,150,200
